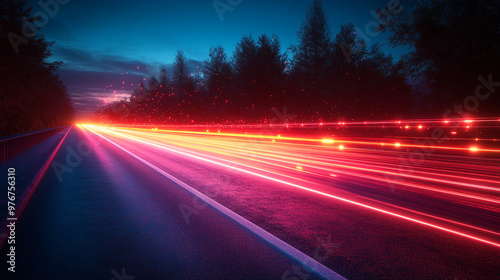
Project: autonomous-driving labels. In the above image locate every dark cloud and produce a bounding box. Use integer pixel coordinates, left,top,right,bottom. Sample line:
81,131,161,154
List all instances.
54,46,148,73
53,46,203,118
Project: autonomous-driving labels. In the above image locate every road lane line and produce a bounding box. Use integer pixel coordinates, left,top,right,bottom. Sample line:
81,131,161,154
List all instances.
83,125,500,249
85,126,347,280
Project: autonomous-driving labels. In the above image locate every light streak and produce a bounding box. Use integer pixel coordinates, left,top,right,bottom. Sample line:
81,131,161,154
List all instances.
79,123,500,249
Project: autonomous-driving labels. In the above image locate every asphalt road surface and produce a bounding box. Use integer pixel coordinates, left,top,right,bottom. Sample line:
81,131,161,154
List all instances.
2,124,500,279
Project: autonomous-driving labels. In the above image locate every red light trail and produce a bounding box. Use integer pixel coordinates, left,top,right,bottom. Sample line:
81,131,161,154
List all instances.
79,122,500,249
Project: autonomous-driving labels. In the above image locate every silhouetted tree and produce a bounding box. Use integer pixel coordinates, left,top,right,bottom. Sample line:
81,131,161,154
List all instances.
159,66,170,89
203,46,233,120
0,0,74,136
94,0,418,124
329,23,413,119
232,35,258,118
254,34,287,116
291,0,333,91
233,34,287,119
326,23,369,118
331,23,367,76
172,50,196,121
158,66,173,119
172,51,191,90
384,0,500,116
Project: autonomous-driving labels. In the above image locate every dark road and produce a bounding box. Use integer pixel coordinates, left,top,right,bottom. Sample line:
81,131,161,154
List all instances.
1,124,500,279
1,126,341,280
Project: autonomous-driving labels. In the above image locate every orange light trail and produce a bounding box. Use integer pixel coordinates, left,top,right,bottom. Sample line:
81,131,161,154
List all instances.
79,124,500,249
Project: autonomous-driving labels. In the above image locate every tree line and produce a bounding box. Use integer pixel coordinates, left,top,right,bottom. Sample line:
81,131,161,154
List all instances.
0,0,75,137
96,0,499,124
96,0,414,124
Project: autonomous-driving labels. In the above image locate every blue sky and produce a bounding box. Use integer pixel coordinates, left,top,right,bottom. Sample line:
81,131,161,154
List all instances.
27,0,411,119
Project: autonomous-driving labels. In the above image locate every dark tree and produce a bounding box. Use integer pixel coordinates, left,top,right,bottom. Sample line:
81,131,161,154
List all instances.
158,66,173,119
203,46,233,120
159,66,170,89
233,34,258,116
355,43,413,119
172,51,192,91
317,22,413,120
233,34,287,119
172,50,196,121
0,0,74,136
291,0,333,91
385,0,500,116
332,23,368,76
327,23,369,119
254,34,287,115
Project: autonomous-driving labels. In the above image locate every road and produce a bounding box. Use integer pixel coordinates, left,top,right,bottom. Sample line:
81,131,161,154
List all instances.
3,123,500,279
1,126,341,280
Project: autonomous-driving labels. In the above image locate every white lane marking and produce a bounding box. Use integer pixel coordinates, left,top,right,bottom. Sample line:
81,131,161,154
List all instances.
86,127,346,280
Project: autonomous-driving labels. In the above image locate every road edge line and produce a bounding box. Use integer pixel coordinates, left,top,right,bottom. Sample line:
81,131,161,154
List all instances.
86,127,347,280
0,125,72,251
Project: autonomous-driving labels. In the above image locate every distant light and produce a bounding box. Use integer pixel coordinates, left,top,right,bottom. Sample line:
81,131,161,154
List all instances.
466,126,470,129
206,130,209,133
475,138,479,141
339,145,345,150
444,120,450,124
330,174,338,177
296,166,303,170
451,131,457,135
469,147,479,152
322,139,334,144
418,125,423,129
395,143,401,147
464,120,473,123
405,126,410,129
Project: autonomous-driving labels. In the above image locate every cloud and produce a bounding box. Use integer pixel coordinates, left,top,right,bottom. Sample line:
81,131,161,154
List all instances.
53,46,148,73
53,46,203,118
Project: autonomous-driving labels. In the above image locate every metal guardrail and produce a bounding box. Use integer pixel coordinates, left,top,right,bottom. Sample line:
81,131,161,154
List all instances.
0,126,67,163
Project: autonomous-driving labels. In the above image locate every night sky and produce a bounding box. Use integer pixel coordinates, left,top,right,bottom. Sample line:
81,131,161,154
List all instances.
27,0,410,120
